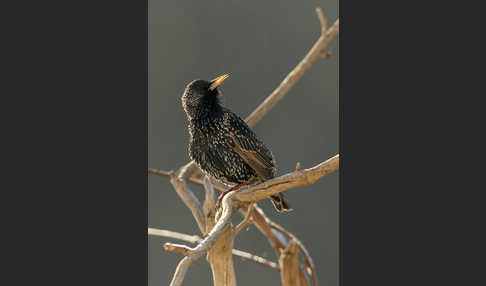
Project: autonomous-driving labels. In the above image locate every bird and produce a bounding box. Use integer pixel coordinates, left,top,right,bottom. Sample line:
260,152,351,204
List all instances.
181,74,292,212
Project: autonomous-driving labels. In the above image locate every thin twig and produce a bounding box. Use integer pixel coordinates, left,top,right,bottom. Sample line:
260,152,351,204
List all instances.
148,168,172,176
148,228,201,244
168,172,206,233
316,7,327,34
232,249,279,270
164,243,192,256
234,202,254,236
148,227,279,270
244,13,339,128
149,167,225,192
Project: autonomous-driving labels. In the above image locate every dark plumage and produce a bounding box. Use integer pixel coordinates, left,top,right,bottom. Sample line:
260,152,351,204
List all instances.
181,74,292,212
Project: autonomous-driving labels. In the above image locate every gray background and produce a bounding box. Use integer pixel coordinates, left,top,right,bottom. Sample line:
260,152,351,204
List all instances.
149,0,338,285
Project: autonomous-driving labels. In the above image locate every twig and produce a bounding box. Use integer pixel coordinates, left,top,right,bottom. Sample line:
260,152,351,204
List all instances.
244,10,339,128
148,228,201,244
246,205,285,252
149,167,225,192
148,227,279,270
169,195,236,286
234,202,254,236
316,7,327,34
147,168,172,176
232,249,279,270
168,171,206,234
164,243,192,256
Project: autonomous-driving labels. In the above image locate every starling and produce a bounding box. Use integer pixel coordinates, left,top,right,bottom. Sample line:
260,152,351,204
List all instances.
181,74,292,212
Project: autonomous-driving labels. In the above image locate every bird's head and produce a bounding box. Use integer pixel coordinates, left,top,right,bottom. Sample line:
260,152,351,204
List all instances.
181,74,229,120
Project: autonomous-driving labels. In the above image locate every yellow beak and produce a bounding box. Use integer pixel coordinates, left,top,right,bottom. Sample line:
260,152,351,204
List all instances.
209,74,229,90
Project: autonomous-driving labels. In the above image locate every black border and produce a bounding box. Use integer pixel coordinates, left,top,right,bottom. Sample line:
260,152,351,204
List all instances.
5,1,148,285
339,1,482,285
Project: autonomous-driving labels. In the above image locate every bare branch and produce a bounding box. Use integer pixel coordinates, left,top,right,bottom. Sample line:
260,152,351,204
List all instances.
245,250,284,270
149,167,225,192
164,243,192,256
246,205,285,252
235,154,339,203
169,195,236,286
232,249,279,270
168,172,206,233
148,228,201,244
149,227,279,271
316,7,327,34
148,168,172,176
234,203,254,236
149,159,332,284
244,15,339,128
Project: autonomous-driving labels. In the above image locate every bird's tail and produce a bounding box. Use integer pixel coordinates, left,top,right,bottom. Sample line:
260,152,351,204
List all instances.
270,193,293,212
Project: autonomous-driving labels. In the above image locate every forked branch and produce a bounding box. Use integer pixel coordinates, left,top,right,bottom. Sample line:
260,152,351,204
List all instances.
168,196,236,286
148,227,279,270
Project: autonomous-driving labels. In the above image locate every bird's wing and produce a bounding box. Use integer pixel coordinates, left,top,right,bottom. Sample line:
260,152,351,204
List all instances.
225,112,276,180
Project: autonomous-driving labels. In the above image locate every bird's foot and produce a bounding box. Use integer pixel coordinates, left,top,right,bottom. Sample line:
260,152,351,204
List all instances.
216,183,249,209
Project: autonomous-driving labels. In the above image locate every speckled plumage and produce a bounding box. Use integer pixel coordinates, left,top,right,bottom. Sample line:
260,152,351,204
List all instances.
181,76,292,212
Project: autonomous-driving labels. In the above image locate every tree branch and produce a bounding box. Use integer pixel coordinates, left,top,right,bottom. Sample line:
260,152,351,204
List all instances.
244,9,339,128
234,203,254,236
148,228,201,244
235,154,339,203
168,195,236,286
168,171,206,234
149,155,334,286
148,227,279,270
164,243,192,256
147,168,172,176
231,249,279,270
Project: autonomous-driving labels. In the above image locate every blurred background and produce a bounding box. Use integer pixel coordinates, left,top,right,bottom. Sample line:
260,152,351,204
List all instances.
149,0,338,285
